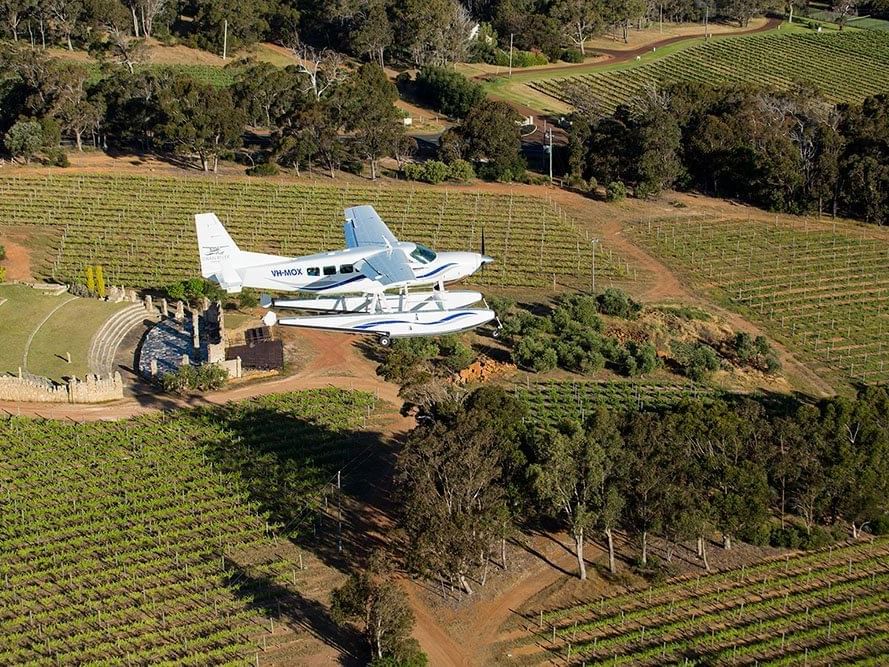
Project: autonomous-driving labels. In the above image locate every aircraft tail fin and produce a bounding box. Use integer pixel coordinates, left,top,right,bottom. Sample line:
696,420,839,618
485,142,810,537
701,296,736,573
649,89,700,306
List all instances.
195,213,244,292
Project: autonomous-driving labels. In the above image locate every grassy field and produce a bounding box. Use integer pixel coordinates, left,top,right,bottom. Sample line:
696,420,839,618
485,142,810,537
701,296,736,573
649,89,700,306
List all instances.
0,389,382,665
507,538,889,665
0,173,636,291
0,285,128,379
630,216,889,385
530,29,889,113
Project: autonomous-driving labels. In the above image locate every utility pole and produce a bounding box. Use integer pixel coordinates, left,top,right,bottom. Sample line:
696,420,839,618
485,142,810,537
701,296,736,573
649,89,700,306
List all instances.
544,124,554,183
508,33,514,77
222,19,228,60
591,240,596,293
336,470,342,553
704,6,709,38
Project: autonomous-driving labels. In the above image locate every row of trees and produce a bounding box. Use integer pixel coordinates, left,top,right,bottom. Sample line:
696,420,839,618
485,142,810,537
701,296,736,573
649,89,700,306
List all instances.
1,44,526,179
397,385,889,589
0,44,409,175
0,0,778,68
0,0,474,64
568,84,889,225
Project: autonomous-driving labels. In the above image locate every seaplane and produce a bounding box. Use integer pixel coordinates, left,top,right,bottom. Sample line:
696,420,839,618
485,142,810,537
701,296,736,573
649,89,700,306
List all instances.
195,205,498,345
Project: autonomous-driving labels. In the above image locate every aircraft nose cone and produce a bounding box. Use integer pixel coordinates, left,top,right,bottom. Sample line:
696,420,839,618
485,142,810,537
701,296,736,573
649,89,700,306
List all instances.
481,255,494,265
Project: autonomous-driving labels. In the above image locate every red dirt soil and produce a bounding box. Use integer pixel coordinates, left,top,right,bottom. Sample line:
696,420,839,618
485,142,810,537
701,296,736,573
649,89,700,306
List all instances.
0,236,33,281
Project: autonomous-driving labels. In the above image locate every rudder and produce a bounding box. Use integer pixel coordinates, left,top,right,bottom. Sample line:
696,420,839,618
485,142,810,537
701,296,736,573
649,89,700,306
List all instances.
195,212,240,278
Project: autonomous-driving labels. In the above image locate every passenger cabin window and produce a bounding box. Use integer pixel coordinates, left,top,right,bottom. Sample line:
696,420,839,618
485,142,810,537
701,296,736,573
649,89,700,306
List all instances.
340,264,354,274
307,267,320,277
323,266,336,276
409,244,437,264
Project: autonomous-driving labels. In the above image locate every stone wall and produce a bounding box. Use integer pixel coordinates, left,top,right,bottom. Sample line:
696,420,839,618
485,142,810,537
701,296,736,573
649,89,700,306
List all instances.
0,372,124,403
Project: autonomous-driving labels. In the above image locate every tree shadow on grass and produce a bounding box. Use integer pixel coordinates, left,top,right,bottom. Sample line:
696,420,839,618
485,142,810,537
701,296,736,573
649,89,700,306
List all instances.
226,559,366,666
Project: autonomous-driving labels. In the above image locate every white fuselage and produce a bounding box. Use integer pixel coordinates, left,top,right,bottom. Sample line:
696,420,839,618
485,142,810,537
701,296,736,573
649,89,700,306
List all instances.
239,242,486,294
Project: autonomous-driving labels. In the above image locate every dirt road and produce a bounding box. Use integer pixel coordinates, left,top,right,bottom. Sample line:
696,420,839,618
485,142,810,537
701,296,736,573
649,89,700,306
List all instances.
0,328,415,426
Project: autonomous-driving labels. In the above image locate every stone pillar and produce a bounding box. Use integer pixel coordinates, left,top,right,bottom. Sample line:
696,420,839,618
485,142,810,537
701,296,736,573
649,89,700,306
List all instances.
150,359,158,378
144,294,153,313
200,296,211,314
192,310,200,352
235,356,242,379
174,300,185,322
127,289,138,303
181,354,190,367
160,298,169,318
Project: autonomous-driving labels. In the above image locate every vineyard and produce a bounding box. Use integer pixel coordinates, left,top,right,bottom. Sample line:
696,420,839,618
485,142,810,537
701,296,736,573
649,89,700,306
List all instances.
0,389,382,665
509,538,889,665
531,30,889,113
514,380,722,424
631,216,889,384
0,174,634,291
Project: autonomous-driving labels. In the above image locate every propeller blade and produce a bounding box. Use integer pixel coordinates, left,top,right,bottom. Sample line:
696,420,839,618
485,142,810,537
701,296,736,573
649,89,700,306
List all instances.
481,227,486,257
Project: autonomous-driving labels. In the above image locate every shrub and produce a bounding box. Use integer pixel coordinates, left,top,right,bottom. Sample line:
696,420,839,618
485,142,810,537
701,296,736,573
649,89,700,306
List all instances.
438,336,475,372
468,40,498,64
625,341,659,376
513,333,558,372
94,265,106,299
769,523,843,550
872,514,889,535
596,288,642,319
162,363,228,393
46,148,70,167
4,119,42,164
553,294,602,331
401,160,450,184
378,338,440,383
415,66,485,118
167,277,226,304
237,289,259,309
0,244,5,261
422,160,449,184
494,49,549,67
0,266,6,282
246,162,279,176
687,345,719,381
605,180,627,202
561,48,584,63
447,159,475,181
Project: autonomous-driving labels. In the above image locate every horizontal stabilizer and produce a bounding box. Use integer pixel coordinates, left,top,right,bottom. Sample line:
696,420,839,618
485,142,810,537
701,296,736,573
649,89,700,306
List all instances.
214,265,243,293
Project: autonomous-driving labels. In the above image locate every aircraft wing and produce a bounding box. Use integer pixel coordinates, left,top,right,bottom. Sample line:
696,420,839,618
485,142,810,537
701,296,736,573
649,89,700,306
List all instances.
359,249,415,286
343,205,399,248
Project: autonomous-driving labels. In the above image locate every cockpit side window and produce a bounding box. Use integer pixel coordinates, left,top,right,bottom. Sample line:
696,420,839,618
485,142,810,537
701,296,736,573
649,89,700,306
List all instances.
409,244,437,264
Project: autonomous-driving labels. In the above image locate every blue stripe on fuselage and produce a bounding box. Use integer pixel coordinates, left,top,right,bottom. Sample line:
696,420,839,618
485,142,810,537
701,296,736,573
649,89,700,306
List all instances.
417,263,457,279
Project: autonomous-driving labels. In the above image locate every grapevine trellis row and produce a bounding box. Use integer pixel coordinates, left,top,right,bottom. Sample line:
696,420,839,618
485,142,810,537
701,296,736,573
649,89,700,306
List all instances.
632,215,889,385
0,389,380,665
0,174,638,292
514,380,723,425
514,538,889,665
532,31,889,114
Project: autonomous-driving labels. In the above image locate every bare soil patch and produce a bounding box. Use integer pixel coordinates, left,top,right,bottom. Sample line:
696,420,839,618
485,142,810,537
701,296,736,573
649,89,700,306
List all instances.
0,235,33,281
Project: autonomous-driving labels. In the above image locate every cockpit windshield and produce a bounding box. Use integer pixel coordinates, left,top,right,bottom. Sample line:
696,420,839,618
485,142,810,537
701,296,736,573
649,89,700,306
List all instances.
410,244,437,264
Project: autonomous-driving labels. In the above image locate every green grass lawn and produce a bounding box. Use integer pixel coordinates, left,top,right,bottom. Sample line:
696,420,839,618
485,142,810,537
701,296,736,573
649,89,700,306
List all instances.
0,285,128,380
